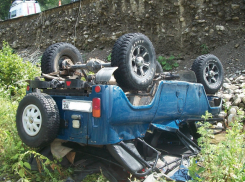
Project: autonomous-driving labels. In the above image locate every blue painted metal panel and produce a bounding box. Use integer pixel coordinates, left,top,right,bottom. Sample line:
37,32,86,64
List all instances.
52,80,221,145
53,95,89,144
151,122,179,132
152,81,221,124
88,84,162,144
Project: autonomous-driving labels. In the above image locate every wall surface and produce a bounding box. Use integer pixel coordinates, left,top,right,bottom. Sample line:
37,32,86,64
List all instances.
0,0,244,55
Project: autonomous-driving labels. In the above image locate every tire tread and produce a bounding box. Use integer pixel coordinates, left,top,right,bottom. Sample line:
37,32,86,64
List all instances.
191,54,224,94
16,93,60,148
111,33,156,90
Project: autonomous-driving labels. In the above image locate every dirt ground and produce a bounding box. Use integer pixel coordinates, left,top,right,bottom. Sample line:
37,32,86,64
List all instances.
80,37,245,77
18,37,245,77
210,38,245,77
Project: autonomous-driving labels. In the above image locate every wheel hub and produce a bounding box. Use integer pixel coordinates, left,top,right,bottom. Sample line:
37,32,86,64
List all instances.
29,117,34,124
208,71,214,77
136,57,144,67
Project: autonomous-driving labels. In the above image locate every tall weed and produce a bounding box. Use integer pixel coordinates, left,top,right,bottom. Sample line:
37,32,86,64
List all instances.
0,41,39,173
0,42,39,180
188,119,245,181
0,96,23,176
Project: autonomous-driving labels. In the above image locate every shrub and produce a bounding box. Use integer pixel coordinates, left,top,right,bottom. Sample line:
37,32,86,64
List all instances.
0,41,39,180
0,41,40,99
188,117,245,181
157,55,179,71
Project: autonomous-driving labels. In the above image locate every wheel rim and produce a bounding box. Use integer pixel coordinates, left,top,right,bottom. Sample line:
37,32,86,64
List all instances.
131,45,150,77
22,104,42,136
204,61,220,85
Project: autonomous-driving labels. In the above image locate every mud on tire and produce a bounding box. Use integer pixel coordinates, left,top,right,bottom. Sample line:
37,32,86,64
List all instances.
111,33,156,91
191,54,224,94
16,93,60,148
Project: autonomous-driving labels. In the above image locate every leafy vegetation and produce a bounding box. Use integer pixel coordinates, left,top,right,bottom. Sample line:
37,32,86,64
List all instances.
0,95,20,179
188,112,245,182
200,44,209,54
107,53,112,62
12,150,74,182
38,0,73,11
0,102,73,182
157,55,179,71
0,42,37,180
0,0,73,20
83,173,108,182
0,0,12,20
0,42,73,181
0,41,39,99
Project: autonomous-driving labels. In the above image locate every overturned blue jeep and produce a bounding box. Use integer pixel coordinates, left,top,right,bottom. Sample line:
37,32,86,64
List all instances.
16,33,224,178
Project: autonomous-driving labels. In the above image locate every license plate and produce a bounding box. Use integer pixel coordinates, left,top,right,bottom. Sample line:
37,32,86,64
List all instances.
62,99,92,112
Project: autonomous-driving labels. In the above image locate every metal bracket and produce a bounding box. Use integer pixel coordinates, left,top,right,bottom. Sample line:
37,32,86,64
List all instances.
95,67,118,84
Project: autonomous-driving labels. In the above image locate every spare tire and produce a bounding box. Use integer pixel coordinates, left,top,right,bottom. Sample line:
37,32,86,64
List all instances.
16,93,60,148
41,42,83,74
111,33,156,91
191,54,224,94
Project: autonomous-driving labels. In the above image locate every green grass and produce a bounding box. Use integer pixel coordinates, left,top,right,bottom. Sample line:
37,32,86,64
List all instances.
0,95,21,180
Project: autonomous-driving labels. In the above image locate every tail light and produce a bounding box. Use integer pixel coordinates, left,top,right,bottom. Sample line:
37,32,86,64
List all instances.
66,81,71,87
26,85,30,91
92,98,101,117
95,86,101,93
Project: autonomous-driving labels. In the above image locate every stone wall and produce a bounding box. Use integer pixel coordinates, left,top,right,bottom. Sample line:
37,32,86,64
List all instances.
0,0,244,55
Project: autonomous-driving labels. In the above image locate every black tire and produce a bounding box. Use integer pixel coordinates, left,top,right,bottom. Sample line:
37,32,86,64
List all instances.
156,61,163,74
41,42,83,74
16,93,60,148
111,33,156,91
191,54,224,94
